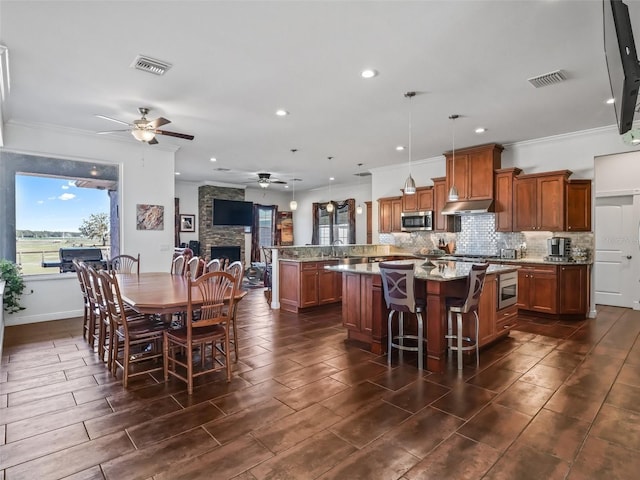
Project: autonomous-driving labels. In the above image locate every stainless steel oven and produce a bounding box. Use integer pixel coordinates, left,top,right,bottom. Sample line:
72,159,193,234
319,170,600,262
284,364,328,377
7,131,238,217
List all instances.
497,271,518,310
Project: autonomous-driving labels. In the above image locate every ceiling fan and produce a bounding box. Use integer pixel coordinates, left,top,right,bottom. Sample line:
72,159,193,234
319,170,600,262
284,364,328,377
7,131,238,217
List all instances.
96,107,195,144
255,172,287,188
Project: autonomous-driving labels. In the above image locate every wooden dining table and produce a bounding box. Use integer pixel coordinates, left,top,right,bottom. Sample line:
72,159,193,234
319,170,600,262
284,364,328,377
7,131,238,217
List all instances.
116,272,247,316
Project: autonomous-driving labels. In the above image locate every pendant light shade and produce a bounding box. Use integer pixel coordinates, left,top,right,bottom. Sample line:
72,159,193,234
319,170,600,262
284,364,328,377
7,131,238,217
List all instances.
289,149,298,210
448,114,460,202
326,156,334,213
356,162,364,214
356,204,363,215
289,200,298,210
403,91,417,195
326,201,334,213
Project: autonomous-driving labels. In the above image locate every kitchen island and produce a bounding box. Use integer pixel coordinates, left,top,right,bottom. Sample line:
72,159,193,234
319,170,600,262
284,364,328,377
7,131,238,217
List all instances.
326,259,519,373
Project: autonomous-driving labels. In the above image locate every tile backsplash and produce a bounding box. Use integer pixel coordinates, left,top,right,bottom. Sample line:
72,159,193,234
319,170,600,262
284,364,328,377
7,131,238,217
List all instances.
381,213,594,259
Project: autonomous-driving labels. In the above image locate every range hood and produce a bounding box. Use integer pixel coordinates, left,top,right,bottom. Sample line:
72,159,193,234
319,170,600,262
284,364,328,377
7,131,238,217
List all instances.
441,199,494,215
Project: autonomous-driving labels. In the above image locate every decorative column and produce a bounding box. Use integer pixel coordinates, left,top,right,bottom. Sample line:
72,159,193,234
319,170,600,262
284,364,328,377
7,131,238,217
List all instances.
270,248,280,309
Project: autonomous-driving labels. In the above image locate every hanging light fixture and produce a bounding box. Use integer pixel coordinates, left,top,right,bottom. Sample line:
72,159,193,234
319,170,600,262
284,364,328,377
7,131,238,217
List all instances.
326,156,334,213
448,114,460,202
289,149,298,211
403,91,417,195
356,163,364,215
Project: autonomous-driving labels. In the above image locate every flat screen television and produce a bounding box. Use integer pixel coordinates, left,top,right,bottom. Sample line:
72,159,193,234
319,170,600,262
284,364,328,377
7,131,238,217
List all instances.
212,198,253,226
604,0,640,134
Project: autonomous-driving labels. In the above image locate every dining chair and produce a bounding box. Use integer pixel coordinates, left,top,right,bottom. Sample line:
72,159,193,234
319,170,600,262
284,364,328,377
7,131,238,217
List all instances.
72,259,92,345
98,270,165,387
109,253,140,274
163,271,237,394
185,256,201,280
445,263,489,370
171,255,187,276
86,265,111,366
205,258,222,273
75,260,101,350
224,260,247,361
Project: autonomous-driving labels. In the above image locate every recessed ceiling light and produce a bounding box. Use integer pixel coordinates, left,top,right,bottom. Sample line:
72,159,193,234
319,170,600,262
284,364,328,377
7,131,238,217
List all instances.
606,98,615,104
396,146,405,151
285,185,289,189
275,109,289,116
174,172,180,175
330,176,335,181
475,127,487,134
210,157,217,162
361,69,378,79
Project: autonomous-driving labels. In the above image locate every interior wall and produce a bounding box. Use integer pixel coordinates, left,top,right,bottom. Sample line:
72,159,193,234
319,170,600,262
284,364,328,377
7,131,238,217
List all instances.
2,122,176,325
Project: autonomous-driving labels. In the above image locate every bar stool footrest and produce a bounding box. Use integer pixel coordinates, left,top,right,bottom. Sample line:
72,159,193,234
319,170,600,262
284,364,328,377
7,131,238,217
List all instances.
390,335,423,353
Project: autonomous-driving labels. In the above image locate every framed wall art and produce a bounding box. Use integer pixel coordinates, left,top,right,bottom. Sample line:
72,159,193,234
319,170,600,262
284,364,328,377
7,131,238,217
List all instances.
136,204,165,230
180,214,196,232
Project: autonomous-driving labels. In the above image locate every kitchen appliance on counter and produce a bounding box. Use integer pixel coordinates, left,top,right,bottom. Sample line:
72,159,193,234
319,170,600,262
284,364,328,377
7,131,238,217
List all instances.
500,248,520,260
401,211,433,231
545,237,572,262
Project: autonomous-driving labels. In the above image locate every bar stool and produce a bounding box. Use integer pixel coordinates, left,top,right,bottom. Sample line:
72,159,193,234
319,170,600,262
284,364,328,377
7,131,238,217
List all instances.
445,263,489,370
379,261,426,370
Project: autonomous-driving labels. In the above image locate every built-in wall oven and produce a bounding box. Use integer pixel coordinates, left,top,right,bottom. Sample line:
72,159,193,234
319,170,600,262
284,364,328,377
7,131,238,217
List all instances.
497,271,518,310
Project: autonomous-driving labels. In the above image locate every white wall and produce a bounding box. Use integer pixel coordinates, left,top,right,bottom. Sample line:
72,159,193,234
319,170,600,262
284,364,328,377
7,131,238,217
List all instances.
4,121,176,325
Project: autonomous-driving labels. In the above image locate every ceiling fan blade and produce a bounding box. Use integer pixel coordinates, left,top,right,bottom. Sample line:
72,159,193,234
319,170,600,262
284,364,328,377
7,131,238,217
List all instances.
95,114,131,127
147,117,171,129
148,137,159,145
272,180,287,185
96,129,130,134
155,129,194,140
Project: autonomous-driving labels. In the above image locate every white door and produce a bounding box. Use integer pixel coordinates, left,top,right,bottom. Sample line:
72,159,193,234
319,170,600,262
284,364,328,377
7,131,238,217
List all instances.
594,195,637,307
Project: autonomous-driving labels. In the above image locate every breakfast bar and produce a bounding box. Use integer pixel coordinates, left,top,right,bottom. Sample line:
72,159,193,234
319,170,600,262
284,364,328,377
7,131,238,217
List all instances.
326,259,519,373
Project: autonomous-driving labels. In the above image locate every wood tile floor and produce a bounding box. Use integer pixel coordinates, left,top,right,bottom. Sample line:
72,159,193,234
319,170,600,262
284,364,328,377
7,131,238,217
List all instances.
2,290,640,479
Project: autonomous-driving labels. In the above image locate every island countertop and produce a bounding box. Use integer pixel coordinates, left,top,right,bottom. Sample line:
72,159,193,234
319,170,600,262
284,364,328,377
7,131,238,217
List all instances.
325,259,519,281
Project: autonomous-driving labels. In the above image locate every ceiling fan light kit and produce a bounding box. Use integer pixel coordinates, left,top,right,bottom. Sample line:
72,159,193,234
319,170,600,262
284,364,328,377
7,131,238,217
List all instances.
96,107,194,145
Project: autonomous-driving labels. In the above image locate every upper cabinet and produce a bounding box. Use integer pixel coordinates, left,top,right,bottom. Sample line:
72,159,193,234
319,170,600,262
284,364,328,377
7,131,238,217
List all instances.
432,177,461,232
378,196,402,233
513,170,591,232
402,186,433,212
445,143,503,201
494,168,522,232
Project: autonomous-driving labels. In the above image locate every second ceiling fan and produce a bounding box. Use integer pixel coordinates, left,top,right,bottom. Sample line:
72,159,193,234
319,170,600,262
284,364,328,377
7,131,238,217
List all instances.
96,107,194,144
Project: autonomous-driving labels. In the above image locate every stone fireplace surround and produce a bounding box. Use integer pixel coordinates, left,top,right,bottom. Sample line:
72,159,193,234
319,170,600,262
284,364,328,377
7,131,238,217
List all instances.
198,185,246,263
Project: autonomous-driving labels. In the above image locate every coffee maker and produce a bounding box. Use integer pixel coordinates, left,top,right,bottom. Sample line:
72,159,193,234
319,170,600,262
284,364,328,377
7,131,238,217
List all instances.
546,237,571,261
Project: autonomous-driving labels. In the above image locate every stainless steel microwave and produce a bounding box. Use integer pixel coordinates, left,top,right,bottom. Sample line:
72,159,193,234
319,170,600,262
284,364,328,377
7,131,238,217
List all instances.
401,211,433,231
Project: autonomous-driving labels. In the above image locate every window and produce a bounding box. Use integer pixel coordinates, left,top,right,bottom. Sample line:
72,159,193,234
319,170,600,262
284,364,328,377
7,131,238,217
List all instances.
0,151,119,275
250,204,277,262
312,199,356,245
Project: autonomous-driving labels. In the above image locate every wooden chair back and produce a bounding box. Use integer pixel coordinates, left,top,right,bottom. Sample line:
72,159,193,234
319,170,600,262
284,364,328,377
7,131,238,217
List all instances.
109,254,140,274
206,258,222,273
172,255,187,275
186,271,237,339
225,261,244,293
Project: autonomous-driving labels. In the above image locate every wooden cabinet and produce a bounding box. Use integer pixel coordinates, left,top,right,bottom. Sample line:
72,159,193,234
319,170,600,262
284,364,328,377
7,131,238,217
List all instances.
559,265,589,314
402,186,433,212
432,177,461,232
494,168,522,232
445,143,503,201
477,274,498,346
513,170,590,232
516,262,589,317
279,260,342,313
566,180,592,232
378,196,402,233
365,201,372,244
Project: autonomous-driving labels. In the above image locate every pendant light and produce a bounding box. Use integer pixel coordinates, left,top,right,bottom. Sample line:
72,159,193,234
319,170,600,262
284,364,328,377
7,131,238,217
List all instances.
356,163,364,215
448,114,460,202
289,148,298,211
403,91,417,195
326,156,334,213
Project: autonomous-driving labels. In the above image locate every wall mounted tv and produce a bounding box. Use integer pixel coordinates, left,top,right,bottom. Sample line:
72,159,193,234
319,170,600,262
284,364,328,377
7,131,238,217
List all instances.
212,198,254,226
604,0,640,134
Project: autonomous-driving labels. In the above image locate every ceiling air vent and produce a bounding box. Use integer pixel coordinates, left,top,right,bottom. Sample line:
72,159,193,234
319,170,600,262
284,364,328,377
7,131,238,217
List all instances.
213,167,232,172
130,55,172,76
527,69,567,88
354,171,372,177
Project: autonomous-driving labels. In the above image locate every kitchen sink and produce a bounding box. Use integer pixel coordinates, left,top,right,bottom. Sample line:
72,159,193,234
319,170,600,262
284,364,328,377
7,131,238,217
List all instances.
336,256,370,265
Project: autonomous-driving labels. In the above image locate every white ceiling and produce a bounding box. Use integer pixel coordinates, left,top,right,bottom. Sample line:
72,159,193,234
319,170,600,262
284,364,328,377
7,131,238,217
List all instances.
0,0,635,191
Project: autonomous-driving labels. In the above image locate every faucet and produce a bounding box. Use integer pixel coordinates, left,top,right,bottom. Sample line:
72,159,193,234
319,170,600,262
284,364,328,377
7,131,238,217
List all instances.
331,239,344,257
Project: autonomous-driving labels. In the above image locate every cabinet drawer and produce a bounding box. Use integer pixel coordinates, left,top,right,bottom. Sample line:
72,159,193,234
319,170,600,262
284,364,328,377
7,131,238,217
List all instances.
301,262,318,271
531,265,557,274
496,304,518,331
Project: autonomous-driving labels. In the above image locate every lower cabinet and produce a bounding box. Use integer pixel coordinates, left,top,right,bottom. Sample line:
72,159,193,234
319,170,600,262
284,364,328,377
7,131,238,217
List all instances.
470,273,514,348
280,260,342,313
517,263,589,317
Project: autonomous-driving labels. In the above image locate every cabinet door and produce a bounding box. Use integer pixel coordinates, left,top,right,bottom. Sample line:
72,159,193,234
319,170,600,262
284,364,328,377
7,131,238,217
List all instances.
341,273,361,330
391,198,402,232
378,199,392,233
433,179,448,232
513,177,537,231
517,268,533,309
467,150,494,200
494,171,514,232
477,275,497,347
300,268,319,307
402,192,418,212
318,268,338,304
537,175,565,231
566,181,592,232
559,265,588,315
446,153,470,200
417,188,434,211
529,270,558,313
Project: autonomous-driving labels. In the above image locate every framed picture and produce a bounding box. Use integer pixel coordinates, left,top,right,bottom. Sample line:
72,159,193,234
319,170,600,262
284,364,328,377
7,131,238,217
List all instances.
136,204,164,230
180,214,196,232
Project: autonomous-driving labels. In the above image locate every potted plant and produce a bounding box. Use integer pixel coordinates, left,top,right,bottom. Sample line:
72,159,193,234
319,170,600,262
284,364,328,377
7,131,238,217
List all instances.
0,259,26,313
